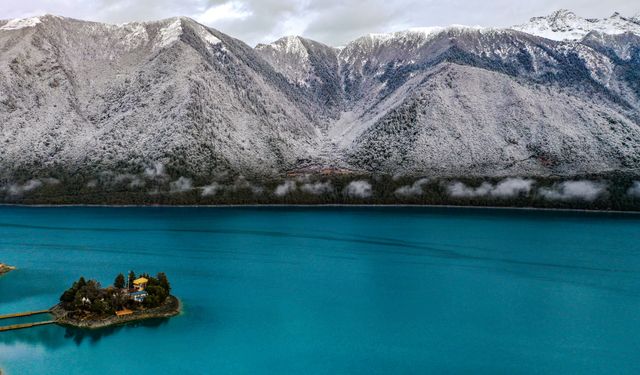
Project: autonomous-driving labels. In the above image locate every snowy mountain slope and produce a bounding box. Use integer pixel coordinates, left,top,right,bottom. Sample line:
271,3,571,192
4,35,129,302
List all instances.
1,11,640,183
0,15,322,178
347,63,640,176
512,9,640,41
327,27,632,129
255,36,343,120
329,27,640,175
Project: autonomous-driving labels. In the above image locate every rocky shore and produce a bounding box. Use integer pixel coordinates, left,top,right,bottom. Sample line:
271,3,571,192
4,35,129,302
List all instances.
50,295,180,329
0,263,15,276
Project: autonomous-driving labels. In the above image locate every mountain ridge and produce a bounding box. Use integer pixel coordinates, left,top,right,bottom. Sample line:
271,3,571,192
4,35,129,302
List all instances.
512,9,640,41
1,10,639,185
4,9,640,45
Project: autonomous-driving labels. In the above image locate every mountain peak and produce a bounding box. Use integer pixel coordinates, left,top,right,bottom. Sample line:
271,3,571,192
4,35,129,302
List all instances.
548,9,577,20
0,15,62,31
512,9,640,41
256,35,311,61
150,16,223,49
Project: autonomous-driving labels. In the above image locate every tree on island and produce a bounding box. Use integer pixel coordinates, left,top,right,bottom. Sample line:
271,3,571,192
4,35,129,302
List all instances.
157,272,171,293
128,271,136,289
60,276,87,305
114,273,125,289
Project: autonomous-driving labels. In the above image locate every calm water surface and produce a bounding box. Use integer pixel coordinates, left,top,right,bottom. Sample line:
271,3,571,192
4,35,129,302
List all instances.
0,207,639,374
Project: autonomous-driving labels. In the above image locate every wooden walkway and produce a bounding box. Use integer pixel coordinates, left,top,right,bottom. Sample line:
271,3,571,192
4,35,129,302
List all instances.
0,310,54,332
0,320,55,332
0,310,50,320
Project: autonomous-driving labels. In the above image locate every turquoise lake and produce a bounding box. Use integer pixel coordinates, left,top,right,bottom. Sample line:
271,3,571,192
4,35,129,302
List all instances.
1,206,639,374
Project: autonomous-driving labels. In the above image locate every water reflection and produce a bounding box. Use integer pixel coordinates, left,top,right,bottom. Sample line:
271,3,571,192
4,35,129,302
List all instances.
0,318,170,350
0,325,68,350
62,318,170,346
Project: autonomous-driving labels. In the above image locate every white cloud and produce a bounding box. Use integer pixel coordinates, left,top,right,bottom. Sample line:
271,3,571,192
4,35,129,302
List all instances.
274,180,296,196
169,176,193,193
7,179,42,196
300,181,334,195
41,177,60,185
2,177,61,197
144,161,168,181
128,177,146,188
538,181,606,201
4,1,637,46
395,178,429,197
229,176,263,195
448,178,534,198
344,180,372,198
201,182,222,196
197,1,252,24
628,181,640,198
448,182,493,198
491,178,535,198
114,173,145,188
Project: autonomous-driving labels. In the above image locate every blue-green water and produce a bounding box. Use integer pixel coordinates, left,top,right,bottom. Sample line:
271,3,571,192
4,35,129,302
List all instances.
1,207,639,374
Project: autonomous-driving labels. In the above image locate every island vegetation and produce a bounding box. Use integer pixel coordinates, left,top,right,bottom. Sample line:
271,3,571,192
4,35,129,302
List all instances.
51,271,180,329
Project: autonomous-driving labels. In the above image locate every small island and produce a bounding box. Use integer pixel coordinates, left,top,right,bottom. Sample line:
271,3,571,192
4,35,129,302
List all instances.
0,263,15,276
51,271,180,329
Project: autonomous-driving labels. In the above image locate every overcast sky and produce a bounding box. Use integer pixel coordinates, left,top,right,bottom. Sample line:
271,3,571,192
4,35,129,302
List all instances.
1,0,638,46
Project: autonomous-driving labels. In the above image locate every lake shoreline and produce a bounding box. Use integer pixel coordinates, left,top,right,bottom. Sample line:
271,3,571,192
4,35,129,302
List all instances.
0,203,639,215
50,295,181,330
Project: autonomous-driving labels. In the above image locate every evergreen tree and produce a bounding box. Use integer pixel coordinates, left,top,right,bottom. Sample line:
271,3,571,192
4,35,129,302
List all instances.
77,276,87,289
60,288,76,305
114,273,125,289
157,272,171,293
128,271,136,289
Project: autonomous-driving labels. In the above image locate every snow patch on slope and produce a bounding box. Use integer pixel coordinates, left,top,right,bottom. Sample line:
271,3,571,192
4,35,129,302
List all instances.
197,24,222,45
116,23,150,50
0,16,43,31
156,18,184,48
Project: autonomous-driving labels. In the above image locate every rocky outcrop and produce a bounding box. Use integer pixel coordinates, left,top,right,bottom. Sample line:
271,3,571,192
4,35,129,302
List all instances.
0,264,15,276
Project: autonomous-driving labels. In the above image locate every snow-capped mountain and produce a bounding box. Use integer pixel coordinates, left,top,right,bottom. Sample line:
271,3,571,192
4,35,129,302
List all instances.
512,9,640,41
0,15,322,178
1,11,640,183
